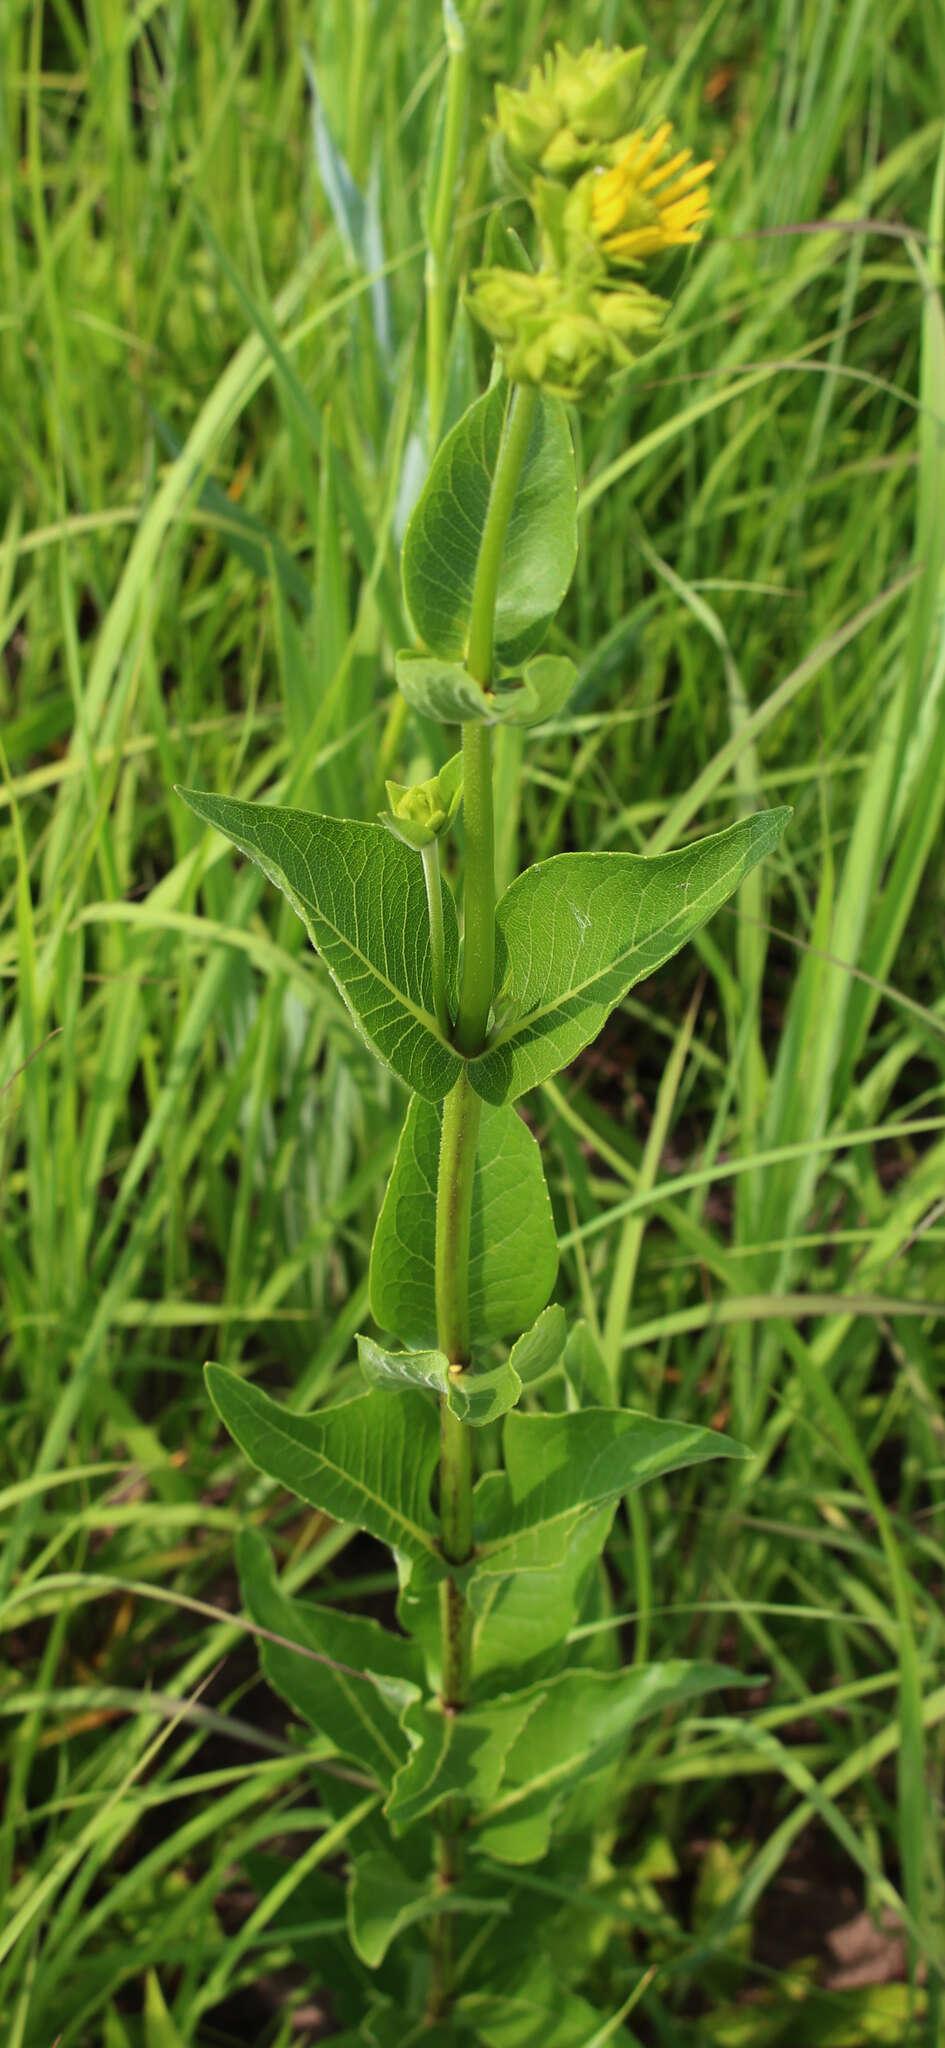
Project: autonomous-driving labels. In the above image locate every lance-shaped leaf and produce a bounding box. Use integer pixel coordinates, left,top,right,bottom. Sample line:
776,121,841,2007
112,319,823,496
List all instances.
176,791,462,1103
370,1093,558,1348
468,810,791,1104
385,1691,539,1834
475,1662,744,1865
401,379,577,667
468,1406,748,1579
347,1849,499,1969
469,1506,613,1685
236,1529,422,1787
357,1334,524,1428
205,1367,444,1582
395,651,577,728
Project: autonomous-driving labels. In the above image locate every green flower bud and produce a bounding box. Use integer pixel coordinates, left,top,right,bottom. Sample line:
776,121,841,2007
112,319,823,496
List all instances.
494,40,646,181
466,265,667,405
380,753,463,850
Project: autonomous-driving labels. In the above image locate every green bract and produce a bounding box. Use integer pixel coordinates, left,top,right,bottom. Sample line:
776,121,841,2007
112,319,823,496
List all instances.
494,40,646,180
380,751,463,847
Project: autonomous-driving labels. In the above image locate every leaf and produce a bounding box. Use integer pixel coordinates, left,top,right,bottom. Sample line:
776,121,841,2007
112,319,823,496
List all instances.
469,811,791,1104
385,1692,538,1833
395,651,578,728
475,1663,742,1864
205,1367,444,1582
469,1406,748,1578
347,1849,498,1969
370,1093,558,1348
458,1968,634,2048
144,1973,188,2048
401,380,577,667
236,1529,422,1786
469,1507,614,1685
357,1334,524,1428
563,1319,612,1407
509,1303,567,1385
176,792,461,1102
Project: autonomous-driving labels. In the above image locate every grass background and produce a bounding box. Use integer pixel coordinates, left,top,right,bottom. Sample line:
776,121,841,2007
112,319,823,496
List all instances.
1,0,944,2041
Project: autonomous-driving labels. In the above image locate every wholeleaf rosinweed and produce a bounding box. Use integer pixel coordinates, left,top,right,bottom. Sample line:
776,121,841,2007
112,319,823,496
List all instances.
178,28,786,2035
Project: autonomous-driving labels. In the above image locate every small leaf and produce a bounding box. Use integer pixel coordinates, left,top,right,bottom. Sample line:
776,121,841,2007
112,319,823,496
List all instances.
509,1303,567,1385
563,1319,612,1407
176,792,461,1102
469,811,791,1104
205,1367,444,1582
470,1406,748,1578
385,1692,538,1832
237,1529,422,1786
144,1974,187,2048
357,1334,524,1428
470,1507,614,1684
370,1093,557,1348
395,650,577,728
347,1849,497,1969
475,1663,743,1865
401,380,577,667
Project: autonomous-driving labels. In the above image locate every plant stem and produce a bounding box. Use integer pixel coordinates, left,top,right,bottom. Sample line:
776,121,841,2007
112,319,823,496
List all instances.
425,8,468,451
455,381,539,1055
421,839,451,1040
429,378,538,2018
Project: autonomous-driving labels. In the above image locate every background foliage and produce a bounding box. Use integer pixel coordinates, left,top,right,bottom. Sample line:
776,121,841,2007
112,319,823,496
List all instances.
1,0,943,2041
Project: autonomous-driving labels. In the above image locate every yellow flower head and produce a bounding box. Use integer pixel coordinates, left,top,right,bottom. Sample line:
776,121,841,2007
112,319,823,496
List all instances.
590,121,714,263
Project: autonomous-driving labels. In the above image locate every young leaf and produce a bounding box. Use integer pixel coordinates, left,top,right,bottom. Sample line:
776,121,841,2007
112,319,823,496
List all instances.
176,792,462,1103
508,1303,567,1384
475,1663,743,1865
205,1367,444,1581
385,1692,538,1833
470,1507,614,1685
470,1406,748,1578
370,1093,558,1348
236,1529,422,1787
395,651,577,728
469,810,791,1104
357,1334,524,1428
347,1849,498,1969
401,380,577,667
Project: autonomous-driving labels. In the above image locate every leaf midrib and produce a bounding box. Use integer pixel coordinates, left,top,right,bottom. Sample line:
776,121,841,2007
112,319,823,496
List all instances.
221,1378,439,1560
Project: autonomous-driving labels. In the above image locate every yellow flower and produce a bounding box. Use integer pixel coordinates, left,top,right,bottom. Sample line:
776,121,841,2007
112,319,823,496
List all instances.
590,121,714,262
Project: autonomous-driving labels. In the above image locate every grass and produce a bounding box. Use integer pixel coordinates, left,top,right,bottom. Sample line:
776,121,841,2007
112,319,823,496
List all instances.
1,0,944,2040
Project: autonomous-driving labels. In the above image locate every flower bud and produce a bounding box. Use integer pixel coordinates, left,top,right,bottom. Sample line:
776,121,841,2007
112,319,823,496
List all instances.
494,39,645,180
380,754,463,850
466,264,667,404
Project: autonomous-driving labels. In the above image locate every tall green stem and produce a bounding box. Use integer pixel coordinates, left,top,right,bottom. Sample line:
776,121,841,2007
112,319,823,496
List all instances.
429,379,537,2018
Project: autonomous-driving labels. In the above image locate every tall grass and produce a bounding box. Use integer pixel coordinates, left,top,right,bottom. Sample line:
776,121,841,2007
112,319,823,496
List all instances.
1,1,943,2040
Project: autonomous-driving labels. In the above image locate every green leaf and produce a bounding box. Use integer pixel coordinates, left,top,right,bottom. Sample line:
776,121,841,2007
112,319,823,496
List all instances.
401,380,577,667
395,651,577,728
475,1663,741,1864
469,811,791,1104
470,1507,614,1684
175,791,461,1102
236,1529,422,1786
347,1849,498,1969
508,1303,567,1385
205,1367,444,1582
144,1974,187,2048
370,1093,558,1348
357,1333,525,1428
470,1406,748,1578
562,1319,612,1407
385,1692,538,1833
458,1968,633,2048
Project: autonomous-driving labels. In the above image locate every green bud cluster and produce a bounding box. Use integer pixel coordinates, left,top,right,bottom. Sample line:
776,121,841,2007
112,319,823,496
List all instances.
380,753,463,850
469,40,713,404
